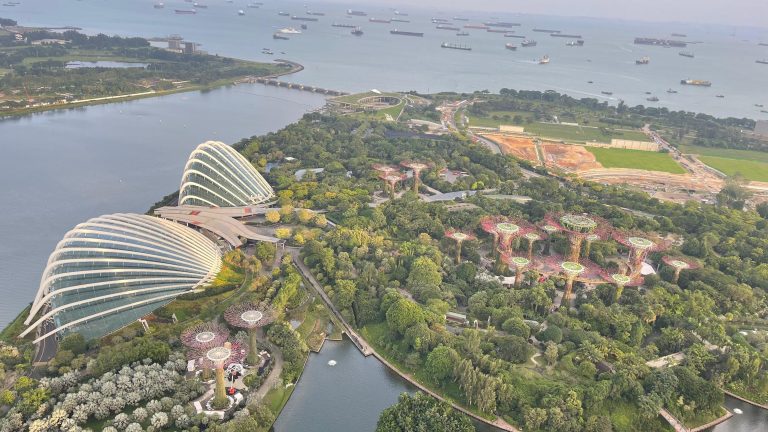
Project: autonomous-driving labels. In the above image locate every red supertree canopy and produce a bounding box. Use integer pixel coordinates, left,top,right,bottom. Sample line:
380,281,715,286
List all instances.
196,342,248,369
224,302,276,330
181,322,230,350
538,254,603,282
399,160,432,172
599,268,644,287
612,231,670,253
478,215,535,250
379,172,407,184
543,212,612,238
662,256,700,270
371,163,401,175
500,249,532,269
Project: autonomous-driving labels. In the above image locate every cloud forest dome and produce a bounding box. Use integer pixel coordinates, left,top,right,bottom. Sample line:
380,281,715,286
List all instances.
179,141,275,207
22,214,222,343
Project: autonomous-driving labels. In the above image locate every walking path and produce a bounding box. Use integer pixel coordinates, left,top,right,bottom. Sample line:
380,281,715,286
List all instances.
250,339,284,402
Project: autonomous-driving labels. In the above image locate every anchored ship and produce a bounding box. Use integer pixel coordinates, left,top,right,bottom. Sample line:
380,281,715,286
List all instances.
332,23,356,28
680,79,712,86
505,43,517,51
566,40,584,46
539,55,550,64
634,37,687,47
679,51,695,58
347,9,367,16
391,29,423,37
521,40,537,47
636,56,650,65
175,9,197,14
757,59,768,65
351,27,363,36
441,42,471,51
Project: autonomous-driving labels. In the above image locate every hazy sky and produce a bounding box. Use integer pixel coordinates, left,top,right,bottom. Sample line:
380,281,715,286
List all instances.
315,0,768,28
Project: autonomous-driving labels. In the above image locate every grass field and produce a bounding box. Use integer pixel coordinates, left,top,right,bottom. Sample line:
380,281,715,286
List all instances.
467,110,531,128
680,145,768,181
587,147,686,174
526,122,649,142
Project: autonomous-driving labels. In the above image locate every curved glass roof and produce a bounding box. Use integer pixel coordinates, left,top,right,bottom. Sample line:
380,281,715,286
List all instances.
22,214,222,342
179,141,275,207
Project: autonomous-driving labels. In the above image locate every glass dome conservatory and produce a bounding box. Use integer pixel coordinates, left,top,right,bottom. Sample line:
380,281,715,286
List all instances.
178,141,275,207
22,213,222,343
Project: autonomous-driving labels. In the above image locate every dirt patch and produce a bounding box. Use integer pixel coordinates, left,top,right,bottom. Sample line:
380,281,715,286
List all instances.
541,142,602,171
482,134,539,163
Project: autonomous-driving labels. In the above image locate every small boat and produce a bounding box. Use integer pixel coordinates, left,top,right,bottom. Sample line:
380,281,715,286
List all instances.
153,2,165,8
237,9,245,15
538,55,550,64
666,88,678,94
301,24,307,30
175,9,196,14
456,31,469,36
273,33,289,40
278,11,290,16
521,39,537,47
505,43,517,51
278,27,301,34
756,104,764,108
193,3,207,8
566,40,584,46
351,27,363,36
647,96,659,102
262,49,274,55
587,81,593,84
601,91,613,96
757,59,768,65
636,56,650,65
679,51,695,58
716,94,725,98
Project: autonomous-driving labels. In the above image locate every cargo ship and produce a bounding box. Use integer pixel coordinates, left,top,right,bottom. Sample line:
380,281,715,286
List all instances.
193,3,207,8
566,40,584,46
634,37,687,47
487,29,510,33
332,23,356,28
394,10,408,16
521,40,537,47
485,22,521,27
533,29,560,33
441,42,471,51
175,9,196,14
456,31,469,36
505,34,526,39
347,9,367,16
680,79,712,86
647,96,659,102
453,17,469,21
671,33,687,37
636,56,650,65
601,91,613,95
273,33,289,40
306,11,325,16
351,27,363,36
292,16,318,21
278,27,301,34
505,43,517,50
464,24,488,30
679,51,695,58
153,2,165,9
538,55,550,64
551,34,582,39
432,18,450,23
757,59,768,65
437,24,461,31
369,18,391,23
391,29,424,37
391,18,410,23
278,11,290,16
760,43,768,47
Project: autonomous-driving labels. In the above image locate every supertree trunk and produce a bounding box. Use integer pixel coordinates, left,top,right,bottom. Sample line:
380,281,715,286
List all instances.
584,240,594,260
515,266,523,288
614,284,625,303
563,276,576,307
569,237,584,262
202,364,212,381
413,172,421,193
545,237,552,255
213,364,228,408
456,241,463,264
631,249,647,275
527,240,535,261
673,267,682,284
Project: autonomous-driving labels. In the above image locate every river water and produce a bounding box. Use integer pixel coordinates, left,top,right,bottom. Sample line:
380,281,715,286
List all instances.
0,1,766,431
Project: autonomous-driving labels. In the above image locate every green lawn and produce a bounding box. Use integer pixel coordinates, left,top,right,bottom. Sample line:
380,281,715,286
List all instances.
587,147,686,174
526,122,649,142
679,145,768,181
467,110,531,128
697,156,768,182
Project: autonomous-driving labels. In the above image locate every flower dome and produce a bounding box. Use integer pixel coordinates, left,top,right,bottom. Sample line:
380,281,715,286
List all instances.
22,214,222,343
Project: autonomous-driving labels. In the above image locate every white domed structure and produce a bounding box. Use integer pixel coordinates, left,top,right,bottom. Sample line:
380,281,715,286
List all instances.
178,141,275,207
22,214,222,343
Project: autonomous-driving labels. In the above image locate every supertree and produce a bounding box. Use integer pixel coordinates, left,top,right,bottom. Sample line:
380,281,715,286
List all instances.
600,270,643,303
371,163,400,175
523,232,543,261
479,216,534,253
539,223,559,255
199,342,247,409
543,213,611,262
559,261,586,307
445,229,476,263
182,322,230,381
501,251,531,288
379,172,406,199
400,160,432,193
662,256,700,284
224,302,276,363
613,231,670,276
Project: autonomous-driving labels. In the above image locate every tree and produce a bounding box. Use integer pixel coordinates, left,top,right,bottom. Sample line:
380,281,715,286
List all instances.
524,407,547,431
334,279,357,310
275,227,292,239
544,342,559,367
59,333,87,355
386,299,426,335
538,325,563,343
406,256,442,298
424,345,456,385
376,392,475,432
297,208,314,223
265,209,281,223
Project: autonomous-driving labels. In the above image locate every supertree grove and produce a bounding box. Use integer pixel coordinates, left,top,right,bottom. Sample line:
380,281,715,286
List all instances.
445,229,476,263
400,160,432,193
662,256,700,283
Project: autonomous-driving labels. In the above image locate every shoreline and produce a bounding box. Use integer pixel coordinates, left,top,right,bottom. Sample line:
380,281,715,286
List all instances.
0,59,305,119
722,388,768,410
689,409,734,432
